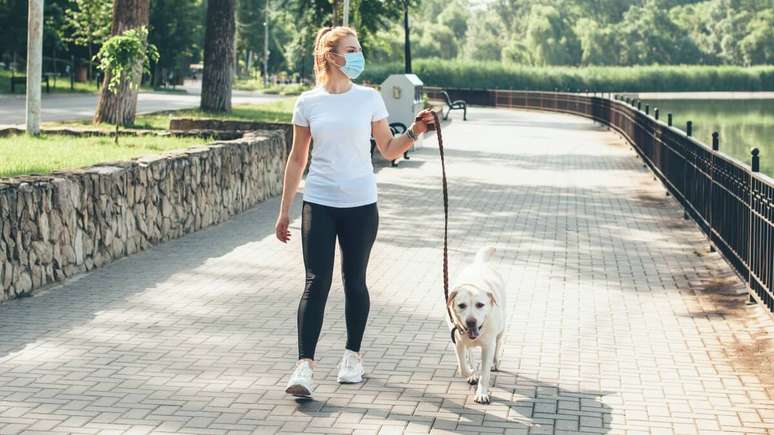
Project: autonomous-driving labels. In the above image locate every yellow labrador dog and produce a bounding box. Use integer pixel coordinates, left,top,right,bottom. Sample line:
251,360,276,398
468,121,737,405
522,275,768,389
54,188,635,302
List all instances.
446,246,506,404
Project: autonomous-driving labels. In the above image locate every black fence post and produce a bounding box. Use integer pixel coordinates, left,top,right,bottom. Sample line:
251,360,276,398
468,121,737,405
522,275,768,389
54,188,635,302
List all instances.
637,101,642,111
749,147,760,305
687,121,693,137
654,108,659,120
709,131,719,252
668,113,673,126
645,104,650,115
70,55,75,91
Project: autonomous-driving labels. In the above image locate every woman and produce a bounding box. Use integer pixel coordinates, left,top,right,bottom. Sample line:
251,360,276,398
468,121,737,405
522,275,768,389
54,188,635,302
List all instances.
275,25,434,398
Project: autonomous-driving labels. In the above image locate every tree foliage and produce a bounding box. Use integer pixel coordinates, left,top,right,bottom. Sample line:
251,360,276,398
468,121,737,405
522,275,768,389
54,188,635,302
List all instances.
95,26,159,94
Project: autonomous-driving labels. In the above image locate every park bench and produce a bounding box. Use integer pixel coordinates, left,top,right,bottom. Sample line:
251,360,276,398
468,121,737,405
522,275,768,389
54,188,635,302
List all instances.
441,90,467,121
370,122,411,167
10,73,52,94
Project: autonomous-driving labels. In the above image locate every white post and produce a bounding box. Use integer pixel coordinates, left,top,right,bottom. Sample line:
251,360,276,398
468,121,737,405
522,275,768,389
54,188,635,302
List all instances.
343,0,350,26
26,0,44,135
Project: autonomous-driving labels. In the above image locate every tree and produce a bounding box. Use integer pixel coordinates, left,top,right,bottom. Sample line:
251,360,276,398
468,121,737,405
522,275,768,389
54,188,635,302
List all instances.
94,27,159,141
0,0,28,62
64,0,112,80
94,0,150,125
438,0,470,40
740,9,774,65
462,10,504,61
200,0,236,112
149,0,204,87
502,38,531,64
575,18,619,65
524,5,581,66
616,1,701,65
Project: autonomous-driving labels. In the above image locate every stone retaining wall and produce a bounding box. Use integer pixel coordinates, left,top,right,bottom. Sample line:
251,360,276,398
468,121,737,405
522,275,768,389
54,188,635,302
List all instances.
169,119,294,156
0,130,286,303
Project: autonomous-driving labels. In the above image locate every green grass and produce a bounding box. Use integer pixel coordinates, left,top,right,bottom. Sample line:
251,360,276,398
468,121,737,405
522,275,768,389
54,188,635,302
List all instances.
7,99,296,178
360,61,774,92
0,134,215,178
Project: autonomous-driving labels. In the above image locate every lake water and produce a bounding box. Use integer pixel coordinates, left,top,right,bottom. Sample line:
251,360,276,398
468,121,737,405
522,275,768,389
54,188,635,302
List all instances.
638,98,774,178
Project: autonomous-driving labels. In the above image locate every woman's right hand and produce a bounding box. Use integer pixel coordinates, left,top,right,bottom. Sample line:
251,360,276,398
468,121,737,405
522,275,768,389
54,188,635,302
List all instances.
275,212,291,243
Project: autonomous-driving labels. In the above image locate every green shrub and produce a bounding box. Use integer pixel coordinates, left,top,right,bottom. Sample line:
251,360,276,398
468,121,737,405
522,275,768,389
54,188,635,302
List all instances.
360,60,774,92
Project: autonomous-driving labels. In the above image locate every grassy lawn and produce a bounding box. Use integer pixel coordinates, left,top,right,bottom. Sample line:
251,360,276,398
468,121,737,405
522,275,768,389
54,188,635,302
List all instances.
135,98,296,129
4,99,296,178
43,99,296,131
0,134,215,178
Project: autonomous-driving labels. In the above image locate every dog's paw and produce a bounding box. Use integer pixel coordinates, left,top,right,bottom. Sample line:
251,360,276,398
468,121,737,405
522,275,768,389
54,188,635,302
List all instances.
473,391,491,404
466,373,479,385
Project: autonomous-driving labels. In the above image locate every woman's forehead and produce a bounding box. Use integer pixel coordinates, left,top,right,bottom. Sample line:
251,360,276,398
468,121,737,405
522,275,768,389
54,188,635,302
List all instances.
337,35,361,50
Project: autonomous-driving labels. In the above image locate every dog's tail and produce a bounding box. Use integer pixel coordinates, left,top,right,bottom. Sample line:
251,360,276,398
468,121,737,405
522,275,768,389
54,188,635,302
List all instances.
474,246,496,263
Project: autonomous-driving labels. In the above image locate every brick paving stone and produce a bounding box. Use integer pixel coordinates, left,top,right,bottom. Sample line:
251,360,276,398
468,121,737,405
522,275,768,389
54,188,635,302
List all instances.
0,107,772,434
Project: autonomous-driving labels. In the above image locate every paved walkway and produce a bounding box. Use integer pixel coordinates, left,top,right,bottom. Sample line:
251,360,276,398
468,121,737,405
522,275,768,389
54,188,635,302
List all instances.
1,107,773,434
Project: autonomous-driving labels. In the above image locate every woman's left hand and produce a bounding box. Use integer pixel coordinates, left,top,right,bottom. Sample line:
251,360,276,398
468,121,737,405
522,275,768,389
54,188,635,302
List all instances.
412,109,435,135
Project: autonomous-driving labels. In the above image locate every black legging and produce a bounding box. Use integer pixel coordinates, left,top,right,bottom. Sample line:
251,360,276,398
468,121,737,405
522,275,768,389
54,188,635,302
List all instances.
297,200,379,360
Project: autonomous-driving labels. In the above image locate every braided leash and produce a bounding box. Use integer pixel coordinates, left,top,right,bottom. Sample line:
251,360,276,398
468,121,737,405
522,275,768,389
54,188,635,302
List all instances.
424,110,461,344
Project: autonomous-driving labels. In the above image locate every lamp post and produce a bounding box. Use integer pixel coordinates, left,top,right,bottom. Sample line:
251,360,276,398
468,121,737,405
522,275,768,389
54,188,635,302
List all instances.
403,0,411,73
263,0,269,87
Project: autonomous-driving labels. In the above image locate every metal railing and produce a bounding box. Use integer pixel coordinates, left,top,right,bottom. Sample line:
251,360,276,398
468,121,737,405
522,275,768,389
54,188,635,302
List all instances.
426,87,773,312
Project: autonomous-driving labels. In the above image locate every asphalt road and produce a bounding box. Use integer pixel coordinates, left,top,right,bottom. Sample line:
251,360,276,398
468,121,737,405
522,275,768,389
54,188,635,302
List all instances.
0,85,285,126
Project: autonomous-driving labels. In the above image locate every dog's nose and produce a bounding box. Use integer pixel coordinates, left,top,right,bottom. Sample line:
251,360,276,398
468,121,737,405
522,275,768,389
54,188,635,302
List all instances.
465,318,477,328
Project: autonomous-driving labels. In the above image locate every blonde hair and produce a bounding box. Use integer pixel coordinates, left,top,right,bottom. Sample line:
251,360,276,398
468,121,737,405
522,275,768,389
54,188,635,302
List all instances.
313,26,358,86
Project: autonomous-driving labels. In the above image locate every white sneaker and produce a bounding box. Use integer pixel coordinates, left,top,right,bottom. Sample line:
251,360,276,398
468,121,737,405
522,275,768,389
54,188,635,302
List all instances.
337,349,365,384
285,360,314,398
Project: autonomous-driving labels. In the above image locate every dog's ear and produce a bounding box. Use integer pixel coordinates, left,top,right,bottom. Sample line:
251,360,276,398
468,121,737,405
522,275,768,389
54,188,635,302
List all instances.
487,291,497,306
447,290,458,307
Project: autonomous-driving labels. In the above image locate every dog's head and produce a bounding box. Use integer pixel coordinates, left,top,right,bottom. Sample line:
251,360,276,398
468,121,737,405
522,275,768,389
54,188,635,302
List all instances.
447,284,497,340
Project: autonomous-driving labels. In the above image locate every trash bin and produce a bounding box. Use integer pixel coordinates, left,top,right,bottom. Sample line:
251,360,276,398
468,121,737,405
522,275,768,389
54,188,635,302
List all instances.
380,74,424,149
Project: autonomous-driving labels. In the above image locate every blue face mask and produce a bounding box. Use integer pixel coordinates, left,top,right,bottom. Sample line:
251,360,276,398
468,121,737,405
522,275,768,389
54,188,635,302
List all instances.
335,51,365,80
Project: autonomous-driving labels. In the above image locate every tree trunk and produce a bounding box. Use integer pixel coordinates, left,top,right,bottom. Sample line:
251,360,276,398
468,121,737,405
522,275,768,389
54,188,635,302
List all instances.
200,0,235,113
94,0,150,126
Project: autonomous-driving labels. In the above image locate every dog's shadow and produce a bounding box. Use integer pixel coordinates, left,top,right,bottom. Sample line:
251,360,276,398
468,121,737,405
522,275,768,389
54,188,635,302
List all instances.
292,368,614,433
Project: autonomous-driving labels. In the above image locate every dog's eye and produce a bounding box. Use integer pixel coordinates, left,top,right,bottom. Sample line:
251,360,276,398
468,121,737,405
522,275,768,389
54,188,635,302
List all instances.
475,302,485,308
457,303,467,309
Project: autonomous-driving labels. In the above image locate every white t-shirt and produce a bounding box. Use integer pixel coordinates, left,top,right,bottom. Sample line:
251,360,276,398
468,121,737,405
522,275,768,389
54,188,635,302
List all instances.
292,83,390,208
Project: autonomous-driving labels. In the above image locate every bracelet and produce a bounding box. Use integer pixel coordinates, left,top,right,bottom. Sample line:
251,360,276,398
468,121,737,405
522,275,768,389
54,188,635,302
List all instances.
405,127,418,141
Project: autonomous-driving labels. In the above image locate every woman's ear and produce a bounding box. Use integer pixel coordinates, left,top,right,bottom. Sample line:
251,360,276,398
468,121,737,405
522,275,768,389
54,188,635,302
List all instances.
326,51,341,66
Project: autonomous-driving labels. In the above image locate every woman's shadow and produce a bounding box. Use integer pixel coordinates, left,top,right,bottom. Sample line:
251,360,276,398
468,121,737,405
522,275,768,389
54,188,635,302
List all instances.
291,366,613,433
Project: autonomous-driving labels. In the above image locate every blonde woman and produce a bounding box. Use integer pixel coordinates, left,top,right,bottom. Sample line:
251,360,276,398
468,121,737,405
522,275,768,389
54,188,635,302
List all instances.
275,25,434,398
